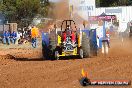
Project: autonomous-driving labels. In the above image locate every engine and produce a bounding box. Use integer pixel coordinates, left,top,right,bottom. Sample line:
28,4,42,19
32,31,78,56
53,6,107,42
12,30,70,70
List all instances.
63,36,74,51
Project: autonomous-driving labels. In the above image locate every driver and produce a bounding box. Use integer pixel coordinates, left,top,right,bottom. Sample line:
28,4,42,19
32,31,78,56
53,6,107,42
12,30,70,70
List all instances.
62,25,76,44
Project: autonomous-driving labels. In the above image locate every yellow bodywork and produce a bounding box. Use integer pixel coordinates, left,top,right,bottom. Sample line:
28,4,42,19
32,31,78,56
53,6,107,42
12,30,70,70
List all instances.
57,35,62,46
59,47,78,57
57,34,80,57
78,34,81,47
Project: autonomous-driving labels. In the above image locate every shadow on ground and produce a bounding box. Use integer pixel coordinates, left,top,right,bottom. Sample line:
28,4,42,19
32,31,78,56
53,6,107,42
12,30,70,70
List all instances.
14,58,44,61
13,56,82,61
3,54,84,61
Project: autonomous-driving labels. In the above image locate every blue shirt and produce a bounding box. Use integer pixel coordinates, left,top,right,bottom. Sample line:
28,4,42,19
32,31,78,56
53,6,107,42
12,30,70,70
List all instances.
42,32,49,46
11,32,17,37
3,32,10,38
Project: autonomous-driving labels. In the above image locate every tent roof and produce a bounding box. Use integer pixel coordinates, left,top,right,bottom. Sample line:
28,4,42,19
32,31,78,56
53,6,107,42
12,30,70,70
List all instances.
99,12,107,16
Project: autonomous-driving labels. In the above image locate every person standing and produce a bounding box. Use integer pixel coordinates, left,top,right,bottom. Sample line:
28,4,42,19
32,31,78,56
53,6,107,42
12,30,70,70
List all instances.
16,32,22,44
31,25,39,48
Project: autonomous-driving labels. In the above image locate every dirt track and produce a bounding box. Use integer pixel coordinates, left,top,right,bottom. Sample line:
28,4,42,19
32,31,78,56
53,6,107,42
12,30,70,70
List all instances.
0,38,132,88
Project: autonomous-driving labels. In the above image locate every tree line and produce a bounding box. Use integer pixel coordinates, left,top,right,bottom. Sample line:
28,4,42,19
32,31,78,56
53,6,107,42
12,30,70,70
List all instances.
0,0,51,27
96,0,132,7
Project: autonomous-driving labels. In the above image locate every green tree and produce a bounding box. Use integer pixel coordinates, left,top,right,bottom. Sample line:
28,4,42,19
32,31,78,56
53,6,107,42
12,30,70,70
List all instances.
39,0,50,17
128,0,132,5
96,0,101,7
0,0,50,26
16,0,40,21
0,0,17,22
96,0,132,7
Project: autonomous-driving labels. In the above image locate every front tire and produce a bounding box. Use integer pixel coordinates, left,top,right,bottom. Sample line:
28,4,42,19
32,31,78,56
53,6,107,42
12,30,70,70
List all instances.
54,51,59,60
79,48,83,59
42,39,56,60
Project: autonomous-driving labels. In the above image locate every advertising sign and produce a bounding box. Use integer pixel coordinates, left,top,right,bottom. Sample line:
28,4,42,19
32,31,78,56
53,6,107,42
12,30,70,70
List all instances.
89,15,116,21
69,0,96,20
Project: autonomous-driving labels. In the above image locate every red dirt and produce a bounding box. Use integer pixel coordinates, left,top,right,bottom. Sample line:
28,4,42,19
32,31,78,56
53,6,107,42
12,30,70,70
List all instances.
0,38,132,88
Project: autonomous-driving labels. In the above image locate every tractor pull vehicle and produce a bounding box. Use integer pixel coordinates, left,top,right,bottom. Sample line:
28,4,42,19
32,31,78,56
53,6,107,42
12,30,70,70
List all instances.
42,20,97,60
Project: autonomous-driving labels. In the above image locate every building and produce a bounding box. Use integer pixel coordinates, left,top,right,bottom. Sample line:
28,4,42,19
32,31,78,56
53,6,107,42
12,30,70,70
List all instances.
69,0,132,32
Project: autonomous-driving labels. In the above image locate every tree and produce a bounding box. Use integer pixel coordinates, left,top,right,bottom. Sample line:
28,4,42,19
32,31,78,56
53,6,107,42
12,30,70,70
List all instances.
0,0,50,26
0,0,17,22
39,0,50,17
128,0,132,5
96,0,132,7
16,0,40,20
96,0,101,7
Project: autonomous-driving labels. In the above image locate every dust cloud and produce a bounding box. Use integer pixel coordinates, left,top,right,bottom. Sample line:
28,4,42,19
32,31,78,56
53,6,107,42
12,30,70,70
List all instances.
42,0,69,32
50,0,70,20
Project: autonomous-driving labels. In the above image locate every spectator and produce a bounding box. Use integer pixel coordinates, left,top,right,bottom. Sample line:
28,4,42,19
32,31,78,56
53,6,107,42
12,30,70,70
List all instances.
15,32,22,44
31,25,39,48
11,31,17,44
3,31,11,45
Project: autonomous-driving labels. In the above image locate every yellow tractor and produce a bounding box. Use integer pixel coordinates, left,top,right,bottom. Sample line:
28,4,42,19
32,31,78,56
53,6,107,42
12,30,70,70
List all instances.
42,20,91,60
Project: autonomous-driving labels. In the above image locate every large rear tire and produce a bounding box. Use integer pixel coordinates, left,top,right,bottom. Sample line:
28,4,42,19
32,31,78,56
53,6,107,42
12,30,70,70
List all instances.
42,40,56,60
90,40,98,56
42,41,49,60
81,34,91,58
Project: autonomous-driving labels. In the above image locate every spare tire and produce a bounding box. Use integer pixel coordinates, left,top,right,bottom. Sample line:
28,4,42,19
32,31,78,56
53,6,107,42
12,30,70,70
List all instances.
81,33,91,58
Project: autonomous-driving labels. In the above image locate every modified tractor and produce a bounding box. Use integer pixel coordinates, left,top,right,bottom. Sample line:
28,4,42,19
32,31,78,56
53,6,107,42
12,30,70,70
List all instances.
42,20,96,60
